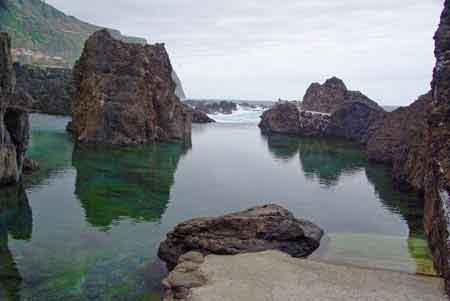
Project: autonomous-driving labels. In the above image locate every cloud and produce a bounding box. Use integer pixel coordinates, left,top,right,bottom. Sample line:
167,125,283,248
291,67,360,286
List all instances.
47,0,444,105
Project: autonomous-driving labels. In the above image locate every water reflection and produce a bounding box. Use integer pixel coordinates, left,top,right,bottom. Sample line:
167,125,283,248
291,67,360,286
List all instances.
0,185,32,301
264,133,432,273
266,135,366,186
72,143,189,230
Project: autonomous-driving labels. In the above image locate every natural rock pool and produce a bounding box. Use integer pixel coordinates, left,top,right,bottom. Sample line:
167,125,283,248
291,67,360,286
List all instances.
0,114,435,300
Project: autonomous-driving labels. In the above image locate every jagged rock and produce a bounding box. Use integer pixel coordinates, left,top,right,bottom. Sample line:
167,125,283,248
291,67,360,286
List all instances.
302,77,382,114
0,32,31,186
158,204,324,270
14,63,74,115
297,110,330,137
71,30,191,145
259,102,301,135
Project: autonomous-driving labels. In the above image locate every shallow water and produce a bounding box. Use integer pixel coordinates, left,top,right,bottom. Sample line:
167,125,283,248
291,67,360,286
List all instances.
0,114,435,300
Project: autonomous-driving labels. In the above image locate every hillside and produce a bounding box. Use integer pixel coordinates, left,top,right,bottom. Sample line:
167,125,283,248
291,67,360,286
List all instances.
0,0,186,98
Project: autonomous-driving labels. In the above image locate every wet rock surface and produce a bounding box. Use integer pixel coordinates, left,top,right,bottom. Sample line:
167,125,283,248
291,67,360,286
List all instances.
0,32,31,185
158,204,324,270
183,105,215,123
71,30,191,145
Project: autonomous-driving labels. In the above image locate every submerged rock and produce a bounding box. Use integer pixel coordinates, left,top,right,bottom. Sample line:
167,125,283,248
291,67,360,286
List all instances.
0,32,31,186
158,204,323,270
71,29,191,145
302,77,382,114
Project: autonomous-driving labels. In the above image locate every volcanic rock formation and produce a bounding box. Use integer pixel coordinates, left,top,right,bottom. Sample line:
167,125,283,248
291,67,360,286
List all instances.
71,30,191,145
302,77,382,114
158,204,324,270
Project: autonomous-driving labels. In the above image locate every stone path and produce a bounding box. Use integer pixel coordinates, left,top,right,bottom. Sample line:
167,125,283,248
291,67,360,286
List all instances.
184,251,447,301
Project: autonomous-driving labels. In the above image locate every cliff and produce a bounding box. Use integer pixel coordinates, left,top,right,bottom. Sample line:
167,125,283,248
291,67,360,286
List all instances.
14,63,73,115
71,30,191,145
0,32,31,185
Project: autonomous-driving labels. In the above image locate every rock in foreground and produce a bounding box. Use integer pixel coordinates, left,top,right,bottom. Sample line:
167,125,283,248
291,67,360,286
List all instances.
163,251,446,301
158,204,323,270
71,30,191,145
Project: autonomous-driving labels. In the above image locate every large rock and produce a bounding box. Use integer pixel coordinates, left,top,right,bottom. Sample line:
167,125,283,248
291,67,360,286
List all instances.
71,30,191,145
259,102,302,135
259,100,383,144
14,63,74,115
367,93,430,190
326,101,385,144
0,32,31,186
158,204,324,270
302,77,382,114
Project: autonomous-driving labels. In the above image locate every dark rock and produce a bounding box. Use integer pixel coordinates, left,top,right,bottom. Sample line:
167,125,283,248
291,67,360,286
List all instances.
184,100,238,115
71,30,191,145
302,77,382,114
158,204,324,270
14,63,74,115
0,32,31,186
22,157,39,174
326,101,385,144
183,105,215,123
366,93,430,190
259,102,301,135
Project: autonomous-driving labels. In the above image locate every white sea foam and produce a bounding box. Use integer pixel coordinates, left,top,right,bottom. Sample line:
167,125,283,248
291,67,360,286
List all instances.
208,104,267,124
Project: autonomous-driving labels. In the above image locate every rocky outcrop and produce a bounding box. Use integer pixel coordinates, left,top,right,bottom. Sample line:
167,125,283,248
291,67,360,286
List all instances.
158,204,324,270
302,77,382,114
14,63,74,115
0,32,31,186
259,102,302,135
183,105,215,123
71,30,191,145
259,100,383,144
184,100,238,115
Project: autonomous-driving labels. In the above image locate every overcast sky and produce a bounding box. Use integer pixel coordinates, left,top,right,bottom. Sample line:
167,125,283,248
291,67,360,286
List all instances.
47,0,443,105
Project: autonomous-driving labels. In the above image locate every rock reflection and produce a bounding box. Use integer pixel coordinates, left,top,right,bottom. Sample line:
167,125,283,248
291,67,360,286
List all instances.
0,185,32,301
266,134,366,186
72,143,189,230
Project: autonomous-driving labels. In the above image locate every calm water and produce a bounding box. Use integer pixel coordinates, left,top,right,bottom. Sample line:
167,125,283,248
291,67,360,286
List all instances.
0,113,434,300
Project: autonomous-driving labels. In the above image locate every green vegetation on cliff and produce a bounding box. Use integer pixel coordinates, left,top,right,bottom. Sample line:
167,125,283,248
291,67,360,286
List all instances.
0,0,187,98
0,0,146,66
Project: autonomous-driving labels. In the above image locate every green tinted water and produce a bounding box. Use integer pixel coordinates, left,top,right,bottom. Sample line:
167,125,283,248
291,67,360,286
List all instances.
0,114,435,300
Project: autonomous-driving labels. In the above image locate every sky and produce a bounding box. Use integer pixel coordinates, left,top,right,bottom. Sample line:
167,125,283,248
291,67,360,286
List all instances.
46,0,444,105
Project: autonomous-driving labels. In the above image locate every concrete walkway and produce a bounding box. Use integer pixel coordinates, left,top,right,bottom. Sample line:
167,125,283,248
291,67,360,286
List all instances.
187,251,446,301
